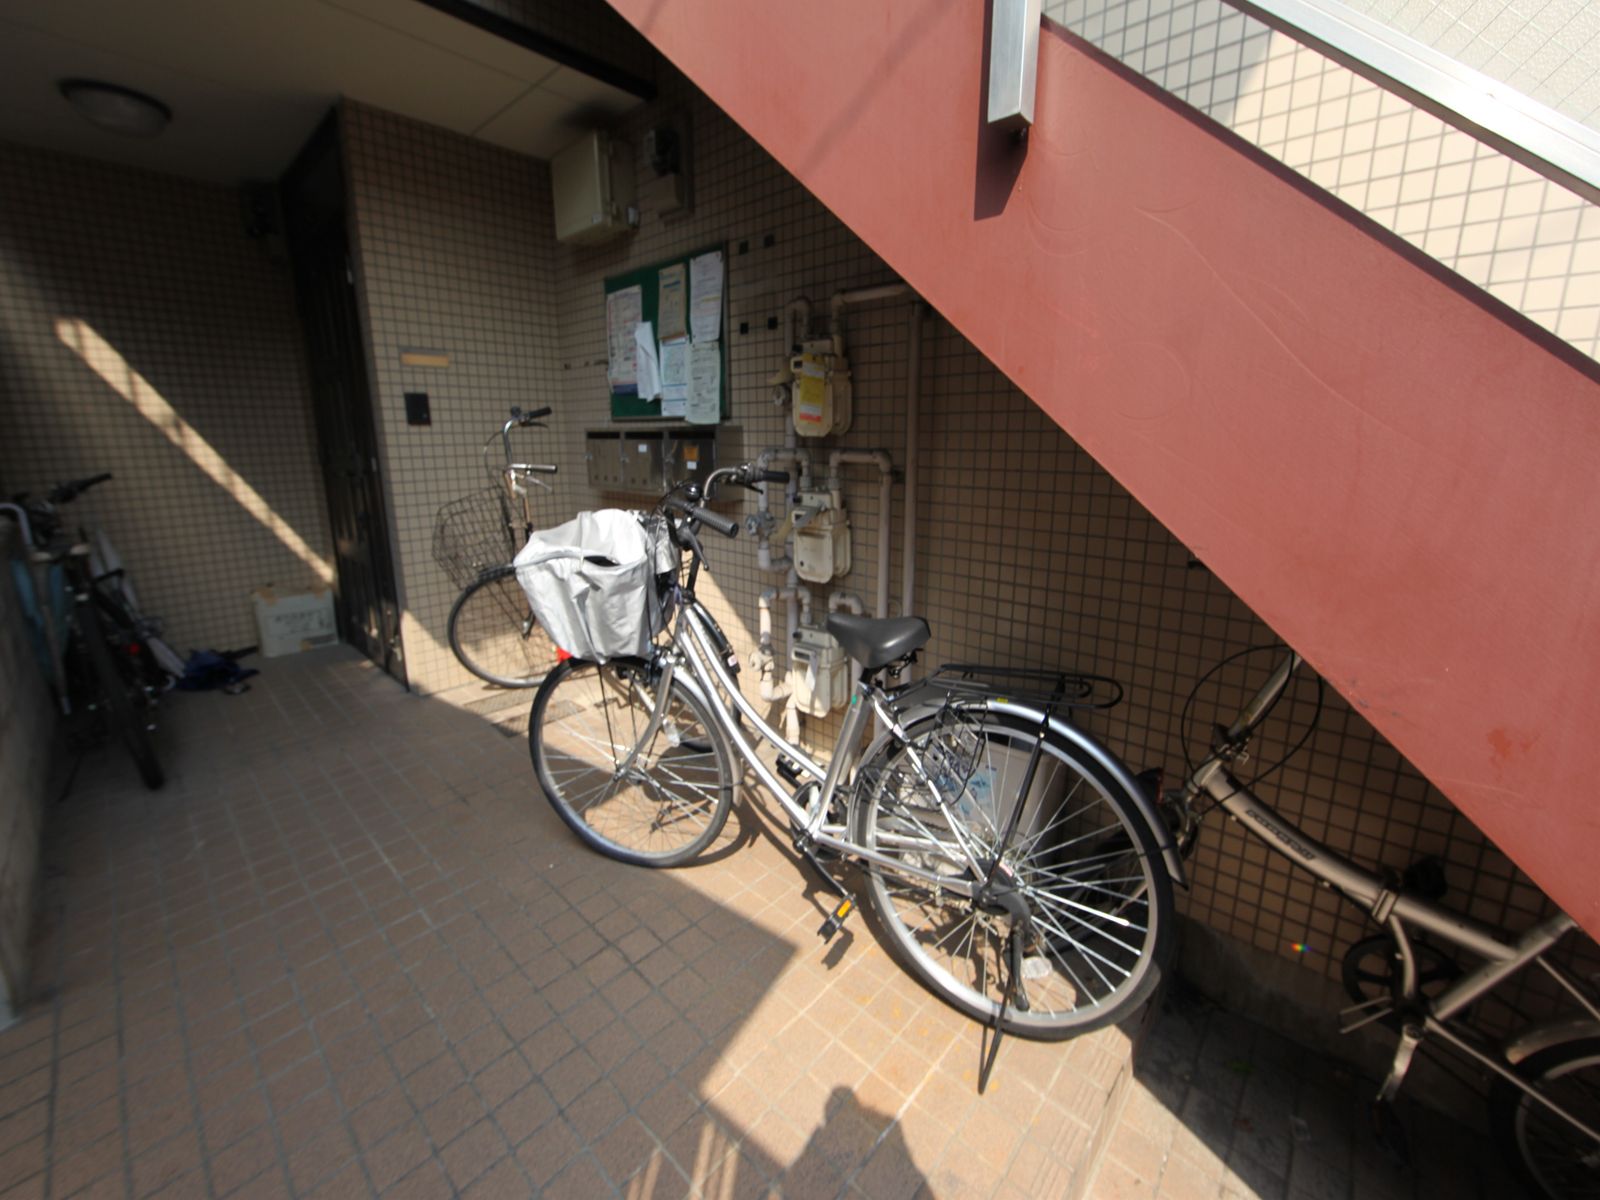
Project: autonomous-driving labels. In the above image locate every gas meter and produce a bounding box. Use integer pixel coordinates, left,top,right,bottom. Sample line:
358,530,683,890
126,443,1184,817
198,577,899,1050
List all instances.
790,624,848,717
790,339,852,438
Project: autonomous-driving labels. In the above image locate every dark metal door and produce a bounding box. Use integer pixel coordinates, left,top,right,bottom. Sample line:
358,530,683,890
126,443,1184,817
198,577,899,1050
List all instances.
281,115,406,684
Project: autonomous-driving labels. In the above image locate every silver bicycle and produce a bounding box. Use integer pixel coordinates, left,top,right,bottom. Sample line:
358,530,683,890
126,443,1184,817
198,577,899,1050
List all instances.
433,406,560,687
1171,650,1599,1199
527,462,1182,1043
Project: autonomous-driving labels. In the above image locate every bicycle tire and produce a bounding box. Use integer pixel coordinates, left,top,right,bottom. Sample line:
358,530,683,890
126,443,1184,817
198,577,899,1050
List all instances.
76,594,164,790
1489,1035,1600,1198
448,565,555,688
849,707,1173,1038
91,584,171,692
529,657,732,866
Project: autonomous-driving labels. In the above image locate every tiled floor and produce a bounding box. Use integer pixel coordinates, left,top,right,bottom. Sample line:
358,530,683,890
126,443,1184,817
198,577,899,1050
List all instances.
0,648,1534,1199
1083,981,1530,1199
0,647,1135,1199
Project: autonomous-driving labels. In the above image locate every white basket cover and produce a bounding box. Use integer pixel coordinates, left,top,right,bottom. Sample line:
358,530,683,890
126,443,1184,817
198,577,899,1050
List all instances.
514,510,676,662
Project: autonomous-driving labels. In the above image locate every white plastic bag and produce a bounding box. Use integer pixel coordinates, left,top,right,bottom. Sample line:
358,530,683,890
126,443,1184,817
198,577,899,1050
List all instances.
514,510,675,662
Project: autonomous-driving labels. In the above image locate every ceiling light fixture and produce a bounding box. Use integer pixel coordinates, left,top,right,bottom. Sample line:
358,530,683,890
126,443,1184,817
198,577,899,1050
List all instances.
58,79,172,137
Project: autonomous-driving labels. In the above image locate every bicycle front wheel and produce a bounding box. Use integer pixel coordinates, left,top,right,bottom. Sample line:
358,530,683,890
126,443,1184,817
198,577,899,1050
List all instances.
448,565,555,688
850,708,1173,1038
529,658,732,866
1491,1035,1600,1198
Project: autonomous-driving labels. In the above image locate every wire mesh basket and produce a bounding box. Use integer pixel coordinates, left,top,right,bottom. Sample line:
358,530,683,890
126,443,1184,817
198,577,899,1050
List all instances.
432,487,520,590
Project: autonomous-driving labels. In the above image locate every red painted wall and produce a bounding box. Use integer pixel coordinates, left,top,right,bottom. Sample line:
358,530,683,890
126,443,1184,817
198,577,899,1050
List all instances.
613,1,1600,932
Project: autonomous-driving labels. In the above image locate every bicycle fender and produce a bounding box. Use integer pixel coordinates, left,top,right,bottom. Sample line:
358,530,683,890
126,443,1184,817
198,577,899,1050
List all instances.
1501,1017,1600,1066
857,697,1188,889
991,701,1188,890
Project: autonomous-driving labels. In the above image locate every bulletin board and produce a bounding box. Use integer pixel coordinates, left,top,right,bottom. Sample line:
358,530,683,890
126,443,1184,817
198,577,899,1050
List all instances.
604,243,730,421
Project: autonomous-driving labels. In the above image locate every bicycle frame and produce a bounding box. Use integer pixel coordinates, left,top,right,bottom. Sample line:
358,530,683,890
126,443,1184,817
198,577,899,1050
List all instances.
485,414,557,552
1187,653,1600,1140
644,596,998,896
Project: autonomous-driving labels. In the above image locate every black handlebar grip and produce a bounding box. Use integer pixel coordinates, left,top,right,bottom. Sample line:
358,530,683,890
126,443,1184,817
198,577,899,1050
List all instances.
754,470,790,484
523,406,553,421
694,507,739,538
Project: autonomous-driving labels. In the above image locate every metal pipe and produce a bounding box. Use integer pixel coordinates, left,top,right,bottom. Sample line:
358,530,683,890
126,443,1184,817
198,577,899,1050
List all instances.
684,604,825,781
829,284,914,357
754,447,810,572
755,588,790,702
903,302,922,624
826,448,895,620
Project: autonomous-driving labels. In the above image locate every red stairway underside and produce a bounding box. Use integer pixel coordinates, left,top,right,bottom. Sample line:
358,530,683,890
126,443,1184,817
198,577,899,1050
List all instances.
612,0,1600,934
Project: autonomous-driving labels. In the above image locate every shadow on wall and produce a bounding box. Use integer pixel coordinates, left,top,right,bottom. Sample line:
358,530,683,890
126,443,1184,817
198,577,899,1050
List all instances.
0,160,333,650
1043,0,1276,132
52,317,333,586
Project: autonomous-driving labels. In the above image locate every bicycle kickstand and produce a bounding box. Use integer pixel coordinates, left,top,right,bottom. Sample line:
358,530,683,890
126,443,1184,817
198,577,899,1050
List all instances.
978,924,1032,1094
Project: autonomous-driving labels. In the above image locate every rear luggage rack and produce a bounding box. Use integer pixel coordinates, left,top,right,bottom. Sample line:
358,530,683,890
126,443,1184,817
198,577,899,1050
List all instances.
918,662,1124,714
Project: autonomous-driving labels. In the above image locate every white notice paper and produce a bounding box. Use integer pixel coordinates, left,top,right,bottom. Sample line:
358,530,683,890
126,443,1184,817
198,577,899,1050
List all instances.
657,263,688,342
606,286,643,392
686,340,721,425
633,321,661,401
659,337,689,418
689,251,724,344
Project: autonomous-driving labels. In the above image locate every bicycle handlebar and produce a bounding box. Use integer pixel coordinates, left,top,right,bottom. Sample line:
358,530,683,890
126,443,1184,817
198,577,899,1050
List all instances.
663,496,737,538
1224,652,1303,744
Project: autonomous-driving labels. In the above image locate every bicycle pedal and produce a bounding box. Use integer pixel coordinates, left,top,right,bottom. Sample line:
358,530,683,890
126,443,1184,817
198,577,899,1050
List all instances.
817,897,855,941
775,755,802,787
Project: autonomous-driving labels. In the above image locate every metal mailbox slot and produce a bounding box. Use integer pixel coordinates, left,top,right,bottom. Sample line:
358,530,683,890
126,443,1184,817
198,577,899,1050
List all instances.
585,431,623,488
664,431,716,489
619,432,665,492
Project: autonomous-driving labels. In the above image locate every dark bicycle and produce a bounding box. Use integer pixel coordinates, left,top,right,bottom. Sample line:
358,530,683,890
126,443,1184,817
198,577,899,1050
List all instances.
4,474,171,789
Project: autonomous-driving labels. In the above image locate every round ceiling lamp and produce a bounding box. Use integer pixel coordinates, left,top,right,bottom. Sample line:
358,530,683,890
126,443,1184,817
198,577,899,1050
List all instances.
58,80,172,137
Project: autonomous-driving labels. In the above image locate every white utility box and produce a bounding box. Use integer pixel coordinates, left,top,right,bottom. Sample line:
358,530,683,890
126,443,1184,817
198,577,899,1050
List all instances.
792,491,851,584
552,131,637,245
253,585,337,658
790,624,848,717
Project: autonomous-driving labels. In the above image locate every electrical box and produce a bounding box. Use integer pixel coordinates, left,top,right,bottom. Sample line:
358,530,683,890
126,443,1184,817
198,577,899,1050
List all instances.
792,490,851,583
791,624,848,717
552,132,637,245
791,340,852,438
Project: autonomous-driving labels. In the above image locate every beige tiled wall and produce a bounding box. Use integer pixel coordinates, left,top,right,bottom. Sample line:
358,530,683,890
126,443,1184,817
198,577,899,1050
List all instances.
0,523,53,1019
0,142,332,652
342,57,1589,1014
1041,0,1600,361
342,100,566,695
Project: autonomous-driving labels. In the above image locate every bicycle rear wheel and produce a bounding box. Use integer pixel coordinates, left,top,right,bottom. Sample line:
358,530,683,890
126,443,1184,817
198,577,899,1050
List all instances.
76,595,164,789
448,565,555,688
529,658,732,866
1491,1035,1600,1198
849,707,1172,1038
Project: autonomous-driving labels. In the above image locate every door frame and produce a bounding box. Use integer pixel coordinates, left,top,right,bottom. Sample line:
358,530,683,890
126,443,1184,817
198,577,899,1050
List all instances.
280,110,407,685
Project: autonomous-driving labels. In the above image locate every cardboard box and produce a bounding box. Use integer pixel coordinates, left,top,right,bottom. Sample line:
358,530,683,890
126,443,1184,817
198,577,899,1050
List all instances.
253,586,337,658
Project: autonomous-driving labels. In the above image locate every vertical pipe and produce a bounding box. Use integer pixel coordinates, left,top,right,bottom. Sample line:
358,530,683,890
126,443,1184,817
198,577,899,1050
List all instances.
902,302,923,621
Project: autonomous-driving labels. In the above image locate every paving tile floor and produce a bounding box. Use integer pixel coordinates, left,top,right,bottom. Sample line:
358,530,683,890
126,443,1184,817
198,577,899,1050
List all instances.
0,647,1538,1199
1084,980,1532,1199
0,646,1138,1199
